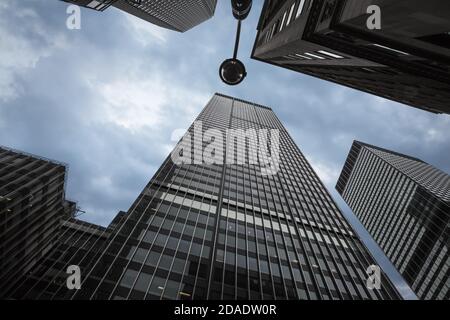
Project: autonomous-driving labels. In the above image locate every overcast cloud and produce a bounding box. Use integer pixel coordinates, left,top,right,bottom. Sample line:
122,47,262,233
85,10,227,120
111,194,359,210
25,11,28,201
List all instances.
1,0,448,299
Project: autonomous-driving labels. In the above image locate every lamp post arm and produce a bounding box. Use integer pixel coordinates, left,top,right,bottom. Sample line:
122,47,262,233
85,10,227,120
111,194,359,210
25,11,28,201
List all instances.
233,20,242,60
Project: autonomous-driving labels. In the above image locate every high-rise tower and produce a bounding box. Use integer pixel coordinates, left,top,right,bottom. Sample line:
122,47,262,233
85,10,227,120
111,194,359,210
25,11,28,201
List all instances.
336,141,449,300
61,0,217,32
0,146,74,298
252,0,450,114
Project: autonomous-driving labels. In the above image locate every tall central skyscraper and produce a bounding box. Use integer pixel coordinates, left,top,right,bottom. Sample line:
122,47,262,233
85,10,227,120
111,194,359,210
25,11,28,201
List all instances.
61,0,217,32
10,94,400,300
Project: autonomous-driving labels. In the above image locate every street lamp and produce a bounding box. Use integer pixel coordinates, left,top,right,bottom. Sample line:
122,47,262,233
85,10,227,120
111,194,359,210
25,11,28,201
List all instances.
219,0,253,86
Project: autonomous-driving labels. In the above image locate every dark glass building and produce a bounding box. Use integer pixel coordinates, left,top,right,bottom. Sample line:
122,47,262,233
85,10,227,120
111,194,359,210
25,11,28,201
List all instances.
252,0,450,114
336,141,449,300
7,213,127,299
61,0,217,32
0,146,74,298
8,94,400,300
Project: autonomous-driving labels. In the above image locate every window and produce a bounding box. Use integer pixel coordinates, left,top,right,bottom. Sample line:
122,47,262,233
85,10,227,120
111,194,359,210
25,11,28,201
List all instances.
145,251,160,267
190,243,202,256
178,239,191,253
286,3,296,26
248,240,257,253
158,254,173,270
152,216,164,226
188,211,199,223
205,230,214,241
143,230,157,243
132,247,147,264
280,11,287,31
194,227,205,239
227,235,236,247
134,272,151,293
162,219,174,231
258,242,267,256
148,276,165,297
166,237,179,250
226,251,235,265
154,233,168,247
271,263,281,277
201,246,211,259
197,214,208,225
172,258,186,274
304,52,326,60
168,205,179,218
237,254,247,269
371,43,410,56
163,280,180,299
216,249,225,262
121,269,138,288
184,224,195,235
259,259,269,274
317,50,344,59
248,257,258,272
296,0,306,19
268,245,277,257
178,208,189,220
158,203,170,214
173,222,184,233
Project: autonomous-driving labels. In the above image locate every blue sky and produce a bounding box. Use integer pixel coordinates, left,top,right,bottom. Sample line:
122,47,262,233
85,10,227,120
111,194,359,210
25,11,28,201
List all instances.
1,0,449,299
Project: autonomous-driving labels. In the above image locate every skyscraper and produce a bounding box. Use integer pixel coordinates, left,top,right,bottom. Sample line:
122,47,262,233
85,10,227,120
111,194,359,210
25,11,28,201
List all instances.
61,0,217,32
9,94,400,300
252,0,450,114
336,141,449,300
0,146,74,298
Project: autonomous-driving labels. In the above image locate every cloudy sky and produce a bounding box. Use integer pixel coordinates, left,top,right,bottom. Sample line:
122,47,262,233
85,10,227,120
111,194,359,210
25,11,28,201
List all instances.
1,0,449,299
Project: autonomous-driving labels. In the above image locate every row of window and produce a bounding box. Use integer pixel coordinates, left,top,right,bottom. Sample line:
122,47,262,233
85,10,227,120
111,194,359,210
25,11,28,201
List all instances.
281,50,345,62
262,0,307,45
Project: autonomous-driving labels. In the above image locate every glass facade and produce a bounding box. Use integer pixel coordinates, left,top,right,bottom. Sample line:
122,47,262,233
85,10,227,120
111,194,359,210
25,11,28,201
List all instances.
0,146,73,298
337,141,449,300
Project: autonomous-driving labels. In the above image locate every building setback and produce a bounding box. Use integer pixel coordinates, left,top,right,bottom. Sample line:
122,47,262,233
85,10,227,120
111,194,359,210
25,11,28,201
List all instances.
336,141,449,300
9,94,400,300
61,0,217,32
252,0,450,114
0,146,74,298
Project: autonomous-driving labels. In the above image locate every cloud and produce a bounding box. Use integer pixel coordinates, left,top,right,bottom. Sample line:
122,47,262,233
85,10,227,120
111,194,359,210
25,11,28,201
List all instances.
0,2,68,101
308,157,341,186
122,12,169,45
95,77,208,132
97,79,168,130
